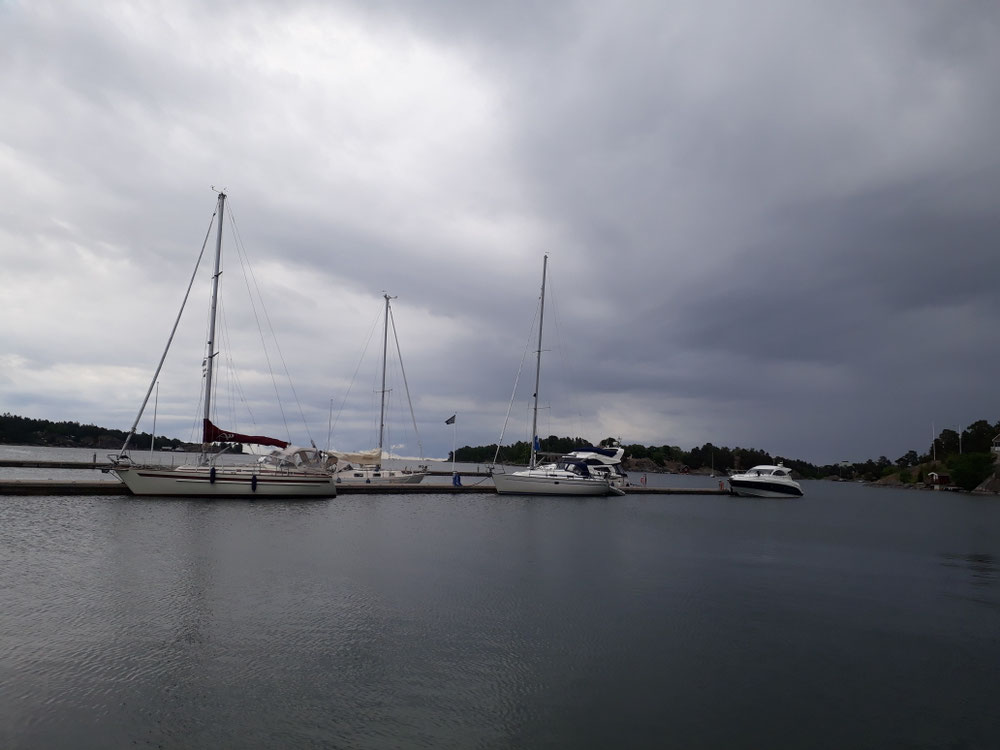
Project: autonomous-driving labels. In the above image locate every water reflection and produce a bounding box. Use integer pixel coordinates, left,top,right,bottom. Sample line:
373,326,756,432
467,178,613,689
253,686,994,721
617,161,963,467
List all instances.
940,552,996,586
4,481,1000,748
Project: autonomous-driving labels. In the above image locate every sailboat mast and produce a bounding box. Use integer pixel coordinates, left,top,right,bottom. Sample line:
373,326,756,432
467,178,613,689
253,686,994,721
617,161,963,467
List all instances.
529,255,548,469
377,293,392,466
202,191,225,457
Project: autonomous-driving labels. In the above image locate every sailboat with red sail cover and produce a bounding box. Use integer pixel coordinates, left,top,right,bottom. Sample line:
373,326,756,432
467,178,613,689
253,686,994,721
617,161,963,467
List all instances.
110,191,337,498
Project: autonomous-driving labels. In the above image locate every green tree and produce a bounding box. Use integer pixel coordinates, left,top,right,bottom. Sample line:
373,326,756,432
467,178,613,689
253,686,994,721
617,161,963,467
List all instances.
961,420,1000,454
938,429,960,457
945,452,996,491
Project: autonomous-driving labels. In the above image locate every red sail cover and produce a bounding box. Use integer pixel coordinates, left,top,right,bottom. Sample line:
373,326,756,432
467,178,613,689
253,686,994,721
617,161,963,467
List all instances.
202,419,289,448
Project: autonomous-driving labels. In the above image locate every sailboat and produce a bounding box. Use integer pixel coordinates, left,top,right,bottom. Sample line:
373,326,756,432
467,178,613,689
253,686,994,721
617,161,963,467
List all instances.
329,294,428,484
110,191,337,498
491,256,623,497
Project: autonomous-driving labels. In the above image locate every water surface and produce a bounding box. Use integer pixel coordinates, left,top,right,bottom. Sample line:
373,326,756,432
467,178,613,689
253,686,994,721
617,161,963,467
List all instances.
1,469,998,748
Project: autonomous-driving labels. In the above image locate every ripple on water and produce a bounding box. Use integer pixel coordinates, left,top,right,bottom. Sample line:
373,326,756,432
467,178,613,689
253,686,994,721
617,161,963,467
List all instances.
1,488,1000,748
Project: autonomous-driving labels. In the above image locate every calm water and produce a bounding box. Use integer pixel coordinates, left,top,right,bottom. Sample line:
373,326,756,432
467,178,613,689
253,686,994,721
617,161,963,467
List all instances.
2,452,999,748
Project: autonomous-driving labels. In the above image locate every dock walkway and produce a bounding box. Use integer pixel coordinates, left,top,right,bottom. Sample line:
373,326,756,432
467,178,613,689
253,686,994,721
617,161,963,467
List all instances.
0,480,729,497
0,460,730,496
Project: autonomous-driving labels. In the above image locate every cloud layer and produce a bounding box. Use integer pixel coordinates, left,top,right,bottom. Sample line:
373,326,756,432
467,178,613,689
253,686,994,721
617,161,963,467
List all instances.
2,0,999,462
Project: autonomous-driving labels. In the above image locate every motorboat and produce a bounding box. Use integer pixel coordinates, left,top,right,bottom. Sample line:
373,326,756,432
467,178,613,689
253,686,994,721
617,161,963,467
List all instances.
110,192,337,498
491,256,623,497
728,462,803,498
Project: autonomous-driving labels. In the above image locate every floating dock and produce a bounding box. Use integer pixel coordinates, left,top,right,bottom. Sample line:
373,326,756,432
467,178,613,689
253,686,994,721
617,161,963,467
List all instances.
0,460,731,496
0,479,729,497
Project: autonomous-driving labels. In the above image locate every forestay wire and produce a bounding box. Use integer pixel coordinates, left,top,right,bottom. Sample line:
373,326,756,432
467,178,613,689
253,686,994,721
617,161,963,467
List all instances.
327,306,382,449
118,205,217,457
492,294,542,467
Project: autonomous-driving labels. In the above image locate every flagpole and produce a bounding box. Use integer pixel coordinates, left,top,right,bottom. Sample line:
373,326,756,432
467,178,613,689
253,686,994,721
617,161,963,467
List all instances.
445,414,457,482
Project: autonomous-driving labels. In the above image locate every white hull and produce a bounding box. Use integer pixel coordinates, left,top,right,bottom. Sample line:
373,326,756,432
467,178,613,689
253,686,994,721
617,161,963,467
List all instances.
728,463,803,499
729,476,802,497
493,471,613,496
729,484,801,499
114,465,336,498
335,469,427,485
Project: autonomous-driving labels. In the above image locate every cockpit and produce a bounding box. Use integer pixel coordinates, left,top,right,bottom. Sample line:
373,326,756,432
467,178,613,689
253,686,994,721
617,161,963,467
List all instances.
555,460,591,477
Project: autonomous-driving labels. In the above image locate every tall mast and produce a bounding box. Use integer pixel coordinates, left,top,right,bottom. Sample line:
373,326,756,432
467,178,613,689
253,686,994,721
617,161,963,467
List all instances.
529,255,547,469
377,292,395,466
202,191,225,458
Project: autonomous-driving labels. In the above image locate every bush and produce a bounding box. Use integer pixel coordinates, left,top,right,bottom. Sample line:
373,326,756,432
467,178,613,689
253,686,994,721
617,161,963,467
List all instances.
946,453,996,492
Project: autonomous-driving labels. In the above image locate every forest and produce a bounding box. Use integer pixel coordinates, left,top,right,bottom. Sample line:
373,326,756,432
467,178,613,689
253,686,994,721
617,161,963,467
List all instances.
0,413,240,454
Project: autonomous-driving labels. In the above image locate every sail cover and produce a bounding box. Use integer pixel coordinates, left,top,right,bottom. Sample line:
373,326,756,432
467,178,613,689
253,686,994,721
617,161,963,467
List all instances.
329,448,383,464
202,419,289,448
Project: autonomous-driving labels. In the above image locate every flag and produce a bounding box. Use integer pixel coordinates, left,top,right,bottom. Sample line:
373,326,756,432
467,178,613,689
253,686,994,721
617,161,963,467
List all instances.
445,414,456,425
533,435,540,451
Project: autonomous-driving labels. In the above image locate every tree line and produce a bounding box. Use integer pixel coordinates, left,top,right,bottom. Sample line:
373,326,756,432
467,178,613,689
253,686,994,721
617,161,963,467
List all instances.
6,411,996,487
0,412,240,454
454,418,999,489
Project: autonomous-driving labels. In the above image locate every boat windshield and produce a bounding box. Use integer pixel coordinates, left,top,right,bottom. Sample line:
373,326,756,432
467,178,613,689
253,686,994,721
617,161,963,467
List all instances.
556,460,591,476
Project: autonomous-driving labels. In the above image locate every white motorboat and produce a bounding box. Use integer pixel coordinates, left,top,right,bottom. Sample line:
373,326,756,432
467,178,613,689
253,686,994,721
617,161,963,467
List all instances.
328,294,429,485
728,463,803,498
491,256,622,497
110,192,337,498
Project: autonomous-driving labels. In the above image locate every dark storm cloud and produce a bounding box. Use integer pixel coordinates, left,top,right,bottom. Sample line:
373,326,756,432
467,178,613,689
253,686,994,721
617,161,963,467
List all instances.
458,1,1000,460
2,0,999,462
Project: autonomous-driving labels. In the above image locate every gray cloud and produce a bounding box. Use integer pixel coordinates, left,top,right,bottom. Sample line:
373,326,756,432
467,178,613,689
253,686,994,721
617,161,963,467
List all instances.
2,0,999,463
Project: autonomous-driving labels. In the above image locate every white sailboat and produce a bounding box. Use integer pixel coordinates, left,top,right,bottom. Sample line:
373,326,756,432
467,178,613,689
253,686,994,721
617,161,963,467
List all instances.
330,294,428,484
492,256,622,497
110,191,337,498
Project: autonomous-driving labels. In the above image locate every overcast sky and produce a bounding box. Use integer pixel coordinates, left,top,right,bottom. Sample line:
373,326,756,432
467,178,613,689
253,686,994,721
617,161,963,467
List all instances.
2,0,999,464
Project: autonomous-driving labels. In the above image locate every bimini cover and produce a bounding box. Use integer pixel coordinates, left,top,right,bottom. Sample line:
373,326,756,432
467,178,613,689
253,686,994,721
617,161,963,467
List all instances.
329,448,383,464
262,445,338,469
560,460,592,476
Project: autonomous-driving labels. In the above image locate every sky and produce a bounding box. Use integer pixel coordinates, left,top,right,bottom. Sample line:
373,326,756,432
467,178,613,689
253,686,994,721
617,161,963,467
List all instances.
2,0,999,464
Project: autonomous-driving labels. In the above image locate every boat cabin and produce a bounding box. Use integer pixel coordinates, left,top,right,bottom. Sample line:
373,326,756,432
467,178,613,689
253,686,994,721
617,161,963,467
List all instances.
555,459,592,477
743,465,792,478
